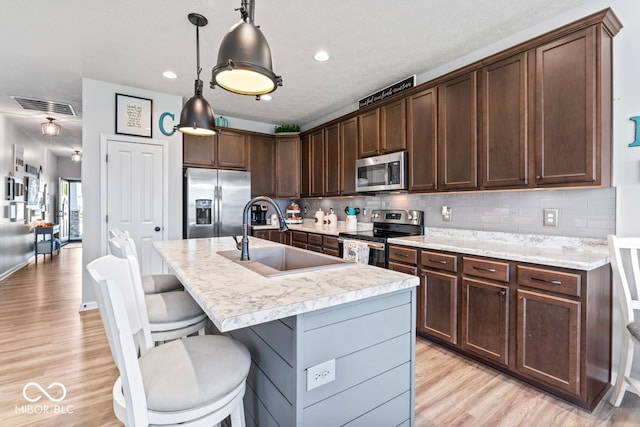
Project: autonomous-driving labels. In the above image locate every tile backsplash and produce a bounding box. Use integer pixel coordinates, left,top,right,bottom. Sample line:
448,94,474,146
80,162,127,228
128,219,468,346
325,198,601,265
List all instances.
276,187,615,239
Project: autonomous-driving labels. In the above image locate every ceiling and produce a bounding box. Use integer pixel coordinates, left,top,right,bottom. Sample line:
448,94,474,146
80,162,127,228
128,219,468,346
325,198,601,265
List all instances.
0,0,587,157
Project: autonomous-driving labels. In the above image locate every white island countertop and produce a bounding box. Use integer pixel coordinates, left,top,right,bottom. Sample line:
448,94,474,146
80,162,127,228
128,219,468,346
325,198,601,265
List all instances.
388,227,610,271
154,237,418,332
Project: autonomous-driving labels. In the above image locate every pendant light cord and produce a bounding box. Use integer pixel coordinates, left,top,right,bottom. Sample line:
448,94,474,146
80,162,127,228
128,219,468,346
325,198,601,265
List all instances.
194,20,203,96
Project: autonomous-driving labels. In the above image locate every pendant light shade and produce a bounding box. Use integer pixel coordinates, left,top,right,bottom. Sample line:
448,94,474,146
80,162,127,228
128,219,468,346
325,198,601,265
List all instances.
42,117,60,136
211,0,282,96
176,13,216,137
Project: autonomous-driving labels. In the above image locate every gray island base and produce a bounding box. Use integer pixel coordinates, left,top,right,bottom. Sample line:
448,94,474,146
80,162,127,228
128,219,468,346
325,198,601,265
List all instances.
154,237,418,427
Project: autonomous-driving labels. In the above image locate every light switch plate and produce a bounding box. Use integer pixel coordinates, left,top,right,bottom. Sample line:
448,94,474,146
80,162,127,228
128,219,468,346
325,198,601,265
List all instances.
544,208,558,227
442,206,452,222
306,359,335,391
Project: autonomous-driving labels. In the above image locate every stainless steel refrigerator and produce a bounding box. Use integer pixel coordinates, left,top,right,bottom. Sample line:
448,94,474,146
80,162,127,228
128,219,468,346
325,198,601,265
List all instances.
184,168,251,239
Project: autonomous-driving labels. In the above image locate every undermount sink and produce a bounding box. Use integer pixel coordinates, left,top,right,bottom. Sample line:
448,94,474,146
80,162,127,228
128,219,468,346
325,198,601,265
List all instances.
218,246,354,277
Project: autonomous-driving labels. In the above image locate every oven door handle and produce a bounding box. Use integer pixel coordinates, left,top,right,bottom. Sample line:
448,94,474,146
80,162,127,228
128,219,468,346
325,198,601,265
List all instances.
338,237,385,251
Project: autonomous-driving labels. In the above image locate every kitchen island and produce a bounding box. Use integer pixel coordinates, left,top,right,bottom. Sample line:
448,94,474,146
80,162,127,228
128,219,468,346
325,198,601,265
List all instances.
154,236,419,427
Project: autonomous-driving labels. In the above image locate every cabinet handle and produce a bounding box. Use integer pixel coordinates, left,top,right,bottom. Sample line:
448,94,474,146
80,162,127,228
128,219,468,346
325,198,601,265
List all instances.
472,266,496,273
395,252,409,258
531,277,562,285
429,259,447,264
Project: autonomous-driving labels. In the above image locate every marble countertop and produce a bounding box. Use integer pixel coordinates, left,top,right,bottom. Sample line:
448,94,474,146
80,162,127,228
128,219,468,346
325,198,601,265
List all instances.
388,227,610,271
153,237,418,332
252,219,373,236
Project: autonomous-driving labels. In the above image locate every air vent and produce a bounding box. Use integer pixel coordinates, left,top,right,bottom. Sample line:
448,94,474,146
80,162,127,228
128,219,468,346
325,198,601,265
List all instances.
10,96,76,116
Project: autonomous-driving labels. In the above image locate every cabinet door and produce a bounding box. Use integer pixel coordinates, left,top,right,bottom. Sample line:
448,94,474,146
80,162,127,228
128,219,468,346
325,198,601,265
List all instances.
183,134,215,167
481,53,529,189
249,135,276,197
300,134,311,197
340,117,358,195
461,278,509,366
310,129,325,196
534,27,597,186
268,230,285,244
217,131,248,170
380,99,407,153
253,229,269,240
516,289,581,396
358,108,380,158
275,136,300,198
407,87,437,192
325,123,341,196
418,269,458,344
438,71,478,190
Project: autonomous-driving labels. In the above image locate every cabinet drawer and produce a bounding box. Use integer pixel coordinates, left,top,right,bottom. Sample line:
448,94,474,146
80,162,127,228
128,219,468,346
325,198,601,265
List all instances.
462,257,509,282
308,233,323,246
421,251,457,273
388,246,418,265
291,231,308,243
388,261,417,276
323,235,339,250
517,266,581,297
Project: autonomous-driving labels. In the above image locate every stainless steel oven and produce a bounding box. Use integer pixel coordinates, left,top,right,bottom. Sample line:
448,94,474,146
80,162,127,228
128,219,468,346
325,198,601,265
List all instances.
338,209,424,268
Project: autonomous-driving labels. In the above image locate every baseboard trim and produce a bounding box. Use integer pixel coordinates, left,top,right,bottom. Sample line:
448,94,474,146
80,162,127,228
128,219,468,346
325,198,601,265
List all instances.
0,257,33,282
79,301,98,312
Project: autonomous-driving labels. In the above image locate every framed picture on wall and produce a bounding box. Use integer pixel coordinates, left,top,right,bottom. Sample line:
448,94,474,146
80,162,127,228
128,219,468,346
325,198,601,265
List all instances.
115,93,152,138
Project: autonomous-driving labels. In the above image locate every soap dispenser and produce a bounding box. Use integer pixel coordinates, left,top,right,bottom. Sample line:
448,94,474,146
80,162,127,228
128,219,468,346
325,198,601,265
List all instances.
314,208,324,227
328,208,337,229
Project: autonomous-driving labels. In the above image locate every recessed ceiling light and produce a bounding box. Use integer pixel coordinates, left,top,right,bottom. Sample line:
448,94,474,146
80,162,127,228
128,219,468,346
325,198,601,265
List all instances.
162,71,178,79
260,94,272,101
314,51,330,62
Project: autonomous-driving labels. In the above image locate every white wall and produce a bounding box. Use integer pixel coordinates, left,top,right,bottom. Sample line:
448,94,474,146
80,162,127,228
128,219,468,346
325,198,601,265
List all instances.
58,156,81,180
80,78,183,308
0,114,59,279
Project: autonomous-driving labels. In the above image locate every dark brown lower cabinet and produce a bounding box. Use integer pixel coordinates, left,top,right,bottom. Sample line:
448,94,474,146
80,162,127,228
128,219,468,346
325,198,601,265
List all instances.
461,279,509,366
419,269,458,345
516,289,581,396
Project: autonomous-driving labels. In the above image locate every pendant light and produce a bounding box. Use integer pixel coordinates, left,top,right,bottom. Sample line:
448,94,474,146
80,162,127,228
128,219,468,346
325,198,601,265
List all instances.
176,13,216,136
71,150,81,162
210,0,282,96
41,117,60,136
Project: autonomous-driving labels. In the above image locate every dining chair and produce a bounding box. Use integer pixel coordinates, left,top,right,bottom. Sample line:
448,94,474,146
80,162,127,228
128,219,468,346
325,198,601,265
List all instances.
108,228,183,294
608,234,640,406
108,237,207,344
87,254,250,426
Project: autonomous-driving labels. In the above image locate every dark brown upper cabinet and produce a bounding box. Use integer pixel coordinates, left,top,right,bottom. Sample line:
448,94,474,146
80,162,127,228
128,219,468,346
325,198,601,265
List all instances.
437,71,478,191
249,134,276,197
480,53,529,189
275,135,300,198
300,134,311,197
358,108,380,158
310,129,325,197
534,26,603,187
183,130,248,170
407,87,438,192
340,117,358,195
380,99,407,154
324,123,341,196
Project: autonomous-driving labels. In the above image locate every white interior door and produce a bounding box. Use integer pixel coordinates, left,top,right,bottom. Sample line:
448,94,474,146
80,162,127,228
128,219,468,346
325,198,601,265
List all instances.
58,178,70,243
106,139,165,276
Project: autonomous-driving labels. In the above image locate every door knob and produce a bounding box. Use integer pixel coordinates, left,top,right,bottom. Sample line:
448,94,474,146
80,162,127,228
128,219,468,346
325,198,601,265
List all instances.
154,226,161,232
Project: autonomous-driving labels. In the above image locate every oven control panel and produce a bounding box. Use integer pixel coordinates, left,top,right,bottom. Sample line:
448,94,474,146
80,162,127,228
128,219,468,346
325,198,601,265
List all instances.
370,209,423,226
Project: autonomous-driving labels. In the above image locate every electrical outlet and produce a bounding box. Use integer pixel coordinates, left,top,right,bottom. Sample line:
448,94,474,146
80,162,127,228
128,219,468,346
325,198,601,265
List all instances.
306,359,335,391
441,206,452,222
544,208,559,227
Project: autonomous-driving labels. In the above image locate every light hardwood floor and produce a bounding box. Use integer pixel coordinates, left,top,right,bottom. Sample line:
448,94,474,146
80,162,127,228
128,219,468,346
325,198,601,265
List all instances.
0,245,638,426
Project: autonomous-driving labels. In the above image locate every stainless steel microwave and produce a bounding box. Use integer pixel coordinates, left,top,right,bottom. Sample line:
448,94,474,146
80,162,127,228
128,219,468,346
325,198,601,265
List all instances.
356,151,407,192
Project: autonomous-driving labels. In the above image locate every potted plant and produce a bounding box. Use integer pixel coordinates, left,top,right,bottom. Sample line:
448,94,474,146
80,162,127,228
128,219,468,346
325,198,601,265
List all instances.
274,124,300,134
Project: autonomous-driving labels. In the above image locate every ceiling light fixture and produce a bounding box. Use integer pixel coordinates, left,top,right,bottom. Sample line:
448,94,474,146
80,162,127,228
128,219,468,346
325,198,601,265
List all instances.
314,51,330,62
210,0,282,96
71,150,81,162
41,117,60,136
175,13,216,136
162,71,178,79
